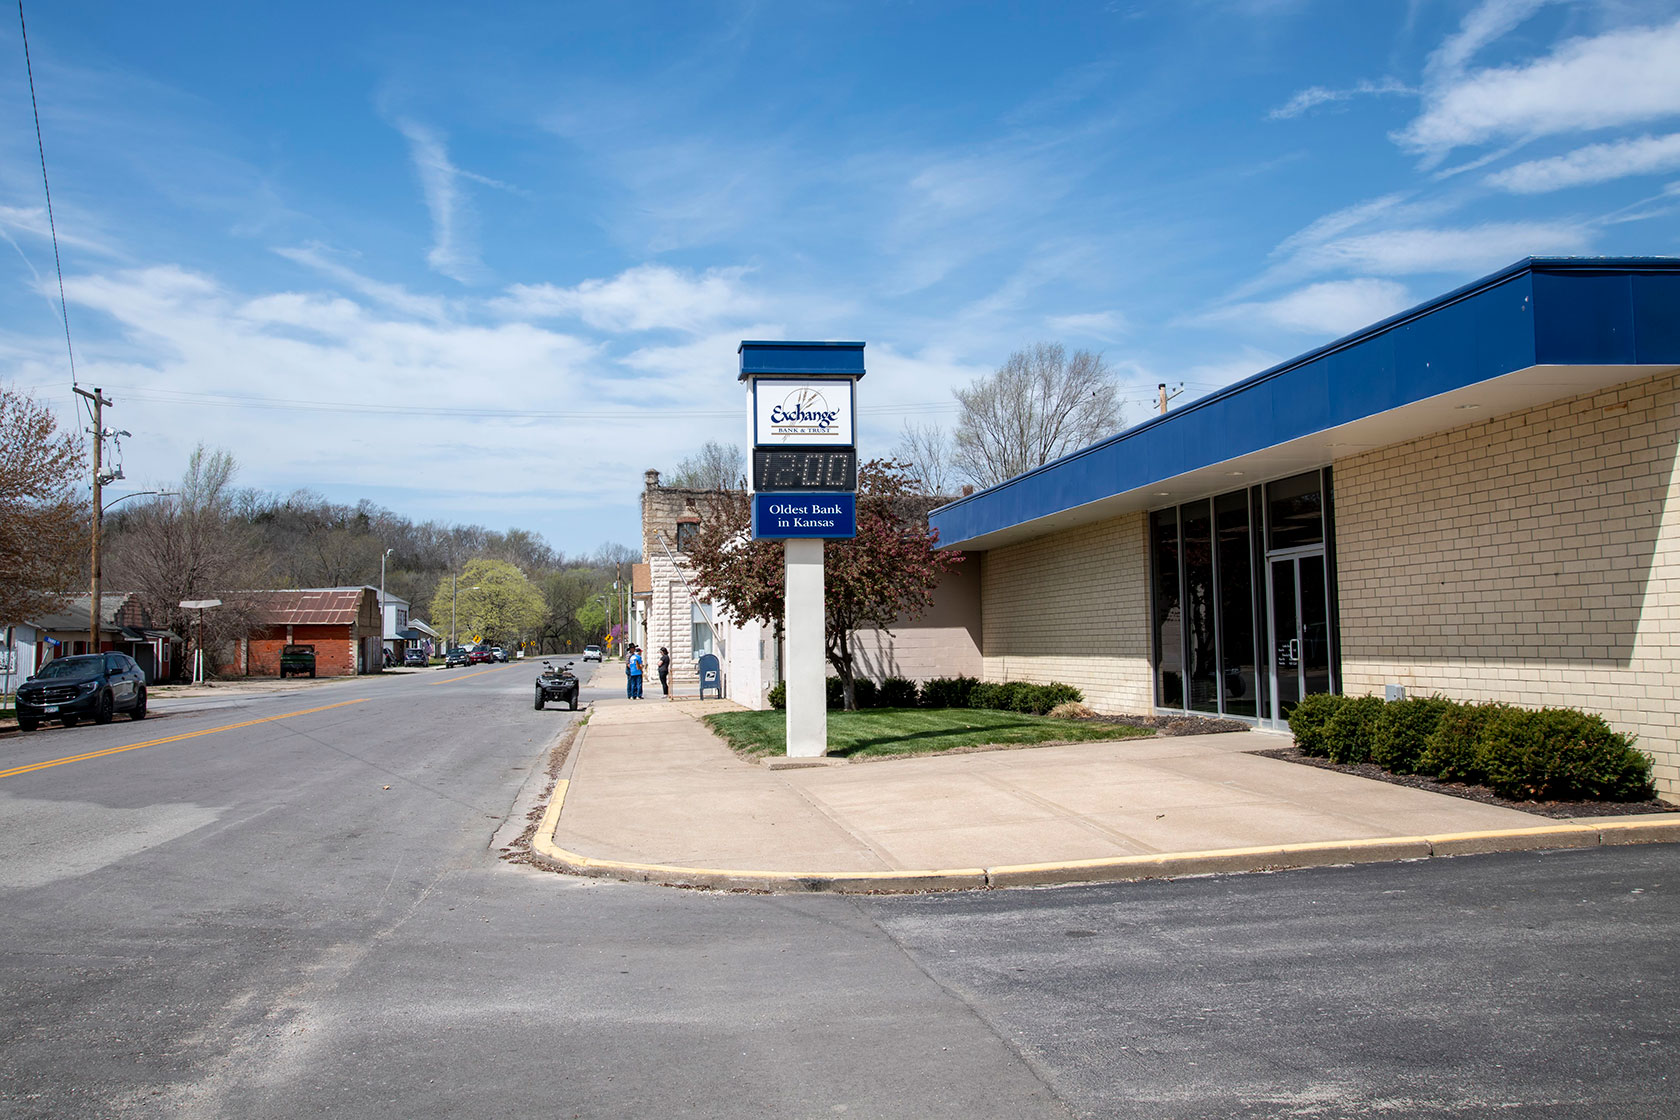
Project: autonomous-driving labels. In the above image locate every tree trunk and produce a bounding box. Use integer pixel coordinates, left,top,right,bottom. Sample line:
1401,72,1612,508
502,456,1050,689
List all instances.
830,628,857,711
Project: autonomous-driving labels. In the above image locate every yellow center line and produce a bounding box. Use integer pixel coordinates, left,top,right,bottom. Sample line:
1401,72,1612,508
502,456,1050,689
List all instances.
427,664,524,686
0,698,371,780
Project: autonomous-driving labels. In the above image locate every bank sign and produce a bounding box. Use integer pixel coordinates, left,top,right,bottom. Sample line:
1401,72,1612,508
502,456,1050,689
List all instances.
752,493,858,539
752,379,855,446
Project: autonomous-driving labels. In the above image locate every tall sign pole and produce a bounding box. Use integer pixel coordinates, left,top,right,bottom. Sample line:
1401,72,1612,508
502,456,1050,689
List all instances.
740,341,864,758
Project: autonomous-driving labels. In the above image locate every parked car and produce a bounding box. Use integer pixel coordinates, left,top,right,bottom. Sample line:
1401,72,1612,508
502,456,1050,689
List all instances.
14,653,148,731
280,644,316,678
491,646,508,663
444,647,471,668
403,648,429,668
583,645,602,662
468,646,494,665
533,661,580,711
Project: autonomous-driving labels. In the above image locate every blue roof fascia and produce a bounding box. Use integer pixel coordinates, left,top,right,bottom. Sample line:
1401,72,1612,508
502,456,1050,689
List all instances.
738,340,867,380
929,257,1680,549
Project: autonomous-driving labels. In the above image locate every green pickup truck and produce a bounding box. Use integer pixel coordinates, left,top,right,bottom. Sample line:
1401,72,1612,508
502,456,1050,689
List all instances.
279,644,317,679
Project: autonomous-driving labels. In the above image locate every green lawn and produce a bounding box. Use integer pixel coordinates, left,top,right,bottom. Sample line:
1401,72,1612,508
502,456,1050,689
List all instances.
702,707,1154,761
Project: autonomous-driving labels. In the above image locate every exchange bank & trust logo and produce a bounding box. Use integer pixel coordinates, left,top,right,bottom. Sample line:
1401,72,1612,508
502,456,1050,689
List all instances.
767,386,843,440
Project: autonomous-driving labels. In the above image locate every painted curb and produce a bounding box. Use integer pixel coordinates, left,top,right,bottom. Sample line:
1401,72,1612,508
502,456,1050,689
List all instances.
526,732,1680,893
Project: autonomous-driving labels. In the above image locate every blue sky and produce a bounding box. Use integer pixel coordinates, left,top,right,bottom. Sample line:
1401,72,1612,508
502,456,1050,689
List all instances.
3,0,1679,558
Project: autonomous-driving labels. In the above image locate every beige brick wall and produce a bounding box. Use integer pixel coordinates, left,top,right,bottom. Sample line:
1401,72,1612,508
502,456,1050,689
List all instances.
852,557,983,683
978,512,1153,712
1335,370,1680,796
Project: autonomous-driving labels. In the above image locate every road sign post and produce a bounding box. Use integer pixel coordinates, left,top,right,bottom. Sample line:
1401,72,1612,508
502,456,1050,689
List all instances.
740,341,864,758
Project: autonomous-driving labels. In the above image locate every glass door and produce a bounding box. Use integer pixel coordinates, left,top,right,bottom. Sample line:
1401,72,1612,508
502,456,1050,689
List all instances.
1268,550,1332,724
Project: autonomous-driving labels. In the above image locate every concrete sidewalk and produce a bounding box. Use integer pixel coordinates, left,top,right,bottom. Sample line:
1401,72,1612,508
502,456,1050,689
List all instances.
533,698,1680,893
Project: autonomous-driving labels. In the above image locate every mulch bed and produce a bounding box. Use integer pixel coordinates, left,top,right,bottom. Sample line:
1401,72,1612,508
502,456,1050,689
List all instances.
1252,745,1680,819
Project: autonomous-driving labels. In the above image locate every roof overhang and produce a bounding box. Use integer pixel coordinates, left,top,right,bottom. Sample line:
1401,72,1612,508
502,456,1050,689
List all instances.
930,258,1680,551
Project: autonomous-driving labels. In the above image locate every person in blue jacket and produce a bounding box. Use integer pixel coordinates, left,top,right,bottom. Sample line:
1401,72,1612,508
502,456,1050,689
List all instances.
627,645,644,699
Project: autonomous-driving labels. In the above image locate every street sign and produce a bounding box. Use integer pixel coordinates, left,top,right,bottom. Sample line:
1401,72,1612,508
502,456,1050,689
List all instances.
752,493,857,539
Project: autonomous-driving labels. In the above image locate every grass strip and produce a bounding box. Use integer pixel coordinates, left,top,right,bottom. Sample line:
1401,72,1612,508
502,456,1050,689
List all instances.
703,707,1154,761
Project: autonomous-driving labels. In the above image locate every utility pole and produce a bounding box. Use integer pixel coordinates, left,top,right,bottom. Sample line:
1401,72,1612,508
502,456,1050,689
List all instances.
1157,382,1184,415
74,386,115,655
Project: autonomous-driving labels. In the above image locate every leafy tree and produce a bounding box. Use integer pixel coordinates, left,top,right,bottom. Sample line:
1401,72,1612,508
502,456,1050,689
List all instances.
429,558,544,648
0,385,86,623
665,440,744,490
953,342,1122,487
573,596,608,643
685,459,963,709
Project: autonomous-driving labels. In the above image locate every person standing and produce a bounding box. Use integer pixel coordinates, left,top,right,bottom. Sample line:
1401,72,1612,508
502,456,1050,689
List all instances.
628,645,644,699
658,647,670,697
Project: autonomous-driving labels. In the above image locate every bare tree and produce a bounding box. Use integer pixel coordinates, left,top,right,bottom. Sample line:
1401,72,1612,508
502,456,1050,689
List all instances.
952,343,1122,488
893,421,957,496
0,385,87,622
665,440,744,490
105,444,270,672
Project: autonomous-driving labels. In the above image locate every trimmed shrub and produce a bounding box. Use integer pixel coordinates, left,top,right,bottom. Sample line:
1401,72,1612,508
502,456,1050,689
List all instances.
1034,683,1084,712
1476,706,1654,801
768,681,786,710
996,681,1036,713
968,682,1005,710
878,677,919,708
1287,692,1348,757
1324,695,1385,764
1417,702,1507,784
1370,696,1454,774
824,676,878,709
921,676,979,708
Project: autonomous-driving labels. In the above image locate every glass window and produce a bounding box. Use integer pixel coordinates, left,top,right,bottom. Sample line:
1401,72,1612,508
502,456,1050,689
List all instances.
691,602,715,657
1149,509,1182,708
1182,500,1219,714
1216,491,1257,718
1267,470,1324,551
676,520,699,552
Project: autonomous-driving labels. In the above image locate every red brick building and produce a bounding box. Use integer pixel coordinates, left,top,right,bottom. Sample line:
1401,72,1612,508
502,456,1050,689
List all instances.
238,587,383,677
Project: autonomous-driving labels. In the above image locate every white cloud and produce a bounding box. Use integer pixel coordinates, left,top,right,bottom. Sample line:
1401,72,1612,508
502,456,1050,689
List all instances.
492,265,762,334
1046,311,1129,339
394,119,488,283
1397,19,1680,160
1424,0,1560,83
1202,279,1414,336
1485,132,1680,193
1268,79,1414,121
1295,221,1591,275
275,245,451,321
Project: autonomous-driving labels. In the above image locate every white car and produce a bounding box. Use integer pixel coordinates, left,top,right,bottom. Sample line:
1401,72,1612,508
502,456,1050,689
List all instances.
583,645,603,662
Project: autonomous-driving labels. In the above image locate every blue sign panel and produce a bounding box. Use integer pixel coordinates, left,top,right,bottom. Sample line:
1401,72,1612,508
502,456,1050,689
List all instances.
753,492,857,539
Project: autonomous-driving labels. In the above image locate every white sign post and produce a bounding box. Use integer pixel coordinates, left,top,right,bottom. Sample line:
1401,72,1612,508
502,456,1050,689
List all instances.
740,342,865,759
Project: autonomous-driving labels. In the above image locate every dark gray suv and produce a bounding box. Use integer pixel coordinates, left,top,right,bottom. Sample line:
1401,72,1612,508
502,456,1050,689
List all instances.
15,653,148,731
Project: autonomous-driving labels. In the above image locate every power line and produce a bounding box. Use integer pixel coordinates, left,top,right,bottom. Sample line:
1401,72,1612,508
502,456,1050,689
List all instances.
16,0,79,415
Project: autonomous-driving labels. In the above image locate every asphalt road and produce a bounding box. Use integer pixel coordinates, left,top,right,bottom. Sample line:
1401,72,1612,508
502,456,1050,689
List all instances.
2,662,1676,1119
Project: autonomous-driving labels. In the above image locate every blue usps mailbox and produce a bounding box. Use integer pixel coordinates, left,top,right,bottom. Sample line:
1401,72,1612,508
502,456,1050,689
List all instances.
697,653,722,699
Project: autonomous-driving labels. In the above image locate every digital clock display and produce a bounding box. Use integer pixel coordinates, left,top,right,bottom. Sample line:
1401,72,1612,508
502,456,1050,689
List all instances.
753,449,857,492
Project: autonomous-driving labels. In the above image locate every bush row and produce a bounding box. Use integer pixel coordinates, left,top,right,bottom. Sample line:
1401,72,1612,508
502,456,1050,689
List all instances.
767,675,1083,715
1288,693,1654,802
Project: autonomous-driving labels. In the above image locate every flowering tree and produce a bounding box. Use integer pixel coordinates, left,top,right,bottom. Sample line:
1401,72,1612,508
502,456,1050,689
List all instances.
685,459,963,709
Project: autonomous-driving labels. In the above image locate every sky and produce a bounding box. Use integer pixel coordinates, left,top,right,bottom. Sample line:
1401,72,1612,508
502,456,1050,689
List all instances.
3,0,1679,559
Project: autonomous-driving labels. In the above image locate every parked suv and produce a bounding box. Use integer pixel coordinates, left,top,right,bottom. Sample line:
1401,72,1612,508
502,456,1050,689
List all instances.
583,645,602,662
402,648,429,668
444,647,471,668
14,653,148,731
